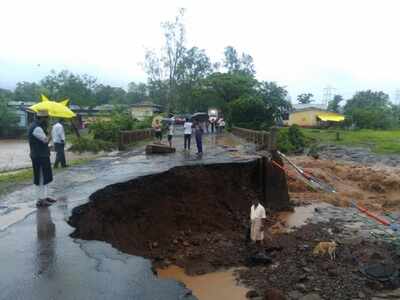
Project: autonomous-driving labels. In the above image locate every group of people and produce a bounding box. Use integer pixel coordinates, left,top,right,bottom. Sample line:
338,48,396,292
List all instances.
28,109,68,207
153,116,226,155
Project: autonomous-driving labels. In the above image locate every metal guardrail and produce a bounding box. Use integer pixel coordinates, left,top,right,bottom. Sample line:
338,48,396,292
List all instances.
119,129,154,150
231,126,277,151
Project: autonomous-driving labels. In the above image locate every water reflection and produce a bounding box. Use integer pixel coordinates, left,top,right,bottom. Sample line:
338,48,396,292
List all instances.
36,208,56,277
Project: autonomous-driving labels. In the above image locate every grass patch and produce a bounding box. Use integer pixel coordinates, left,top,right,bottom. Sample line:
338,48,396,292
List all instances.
300,128,400,154
0,157,95,195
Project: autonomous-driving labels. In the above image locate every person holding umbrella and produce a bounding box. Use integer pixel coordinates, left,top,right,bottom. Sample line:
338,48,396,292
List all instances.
194,120,204,155
28,109,56,207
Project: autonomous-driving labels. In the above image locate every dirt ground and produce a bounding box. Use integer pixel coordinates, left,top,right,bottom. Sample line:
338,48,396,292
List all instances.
287,155,400,212
68,154,400,300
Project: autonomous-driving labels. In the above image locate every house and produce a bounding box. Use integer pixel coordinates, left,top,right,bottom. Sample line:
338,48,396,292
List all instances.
7,101,36,128
130,101,162,121
287,103,345,127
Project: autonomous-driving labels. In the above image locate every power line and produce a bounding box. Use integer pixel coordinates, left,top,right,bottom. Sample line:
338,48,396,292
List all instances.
322,85,336,106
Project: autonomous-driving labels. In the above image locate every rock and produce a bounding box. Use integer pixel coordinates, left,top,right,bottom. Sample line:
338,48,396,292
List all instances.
263,287,286,300
288,291,303,299
246,290,260,298
298,274,308,282
152,242,159,248
302,267,312,273
183,241,190,247
299,293,322,300
358,291,366,299
172,239,178,245
295,283,307,293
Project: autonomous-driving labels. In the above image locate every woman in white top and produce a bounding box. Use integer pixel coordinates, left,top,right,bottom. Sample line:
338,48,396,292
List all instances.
183,118,193,150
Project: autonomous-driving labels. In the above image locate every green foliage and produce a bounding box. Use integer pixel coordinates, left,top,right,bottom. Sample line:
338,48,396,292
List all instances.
94,84,127,105
277,125,309,153
344,90,396,129
89,113,152,143
327,95,343,113
300,128,400,154
223,46,255,76
13,82,44,102
69,136,115,153
41,70,97,107
297,93,314,104
228,96,270,130
0,95,19,137
257,81,291,124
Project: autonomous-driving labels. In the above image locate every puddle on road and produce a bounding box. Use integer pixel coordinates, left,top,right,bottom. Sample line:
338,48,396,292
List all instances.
273,203,331,233
158,265,249,300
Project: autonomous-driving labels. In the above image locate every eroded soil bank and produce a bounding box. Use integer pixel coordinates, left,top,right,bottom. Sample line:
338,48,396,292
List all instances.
68,159,290,275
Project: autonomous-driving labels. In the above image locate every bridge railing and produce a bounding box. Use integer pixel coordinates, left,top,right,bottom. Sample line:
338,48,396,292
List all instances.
119,129,154,150
231,126,277,151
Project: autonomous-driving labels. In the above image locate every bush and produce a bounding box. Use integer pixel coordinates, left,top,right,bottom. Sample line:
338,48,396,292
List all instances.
69,136,115,153
89,113,153,142
277,125,309,153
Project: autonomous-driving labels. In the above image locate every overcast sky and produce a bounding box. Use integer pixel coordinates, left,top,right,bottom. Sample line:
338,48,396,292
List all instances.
1,0,400,103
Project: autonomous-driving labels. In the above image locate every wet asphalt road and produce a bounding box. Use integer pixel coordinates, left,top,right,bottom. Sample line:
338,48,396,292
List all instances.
0,132,256,300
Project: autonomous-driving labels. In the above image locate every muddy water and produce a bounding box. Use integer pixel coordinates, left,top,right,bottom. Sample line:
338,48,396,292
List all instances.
158,266,249,300
273,203,330,233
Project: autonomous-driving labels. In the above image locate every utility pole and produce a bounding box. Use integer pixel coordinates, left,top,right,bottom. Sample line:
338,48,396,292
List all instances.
322,85,336,107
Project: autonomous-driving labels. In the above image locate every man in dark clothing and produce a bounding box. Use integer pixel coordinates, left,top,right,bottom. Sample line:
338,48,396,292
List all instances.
194,121,204,155
28,109,56,207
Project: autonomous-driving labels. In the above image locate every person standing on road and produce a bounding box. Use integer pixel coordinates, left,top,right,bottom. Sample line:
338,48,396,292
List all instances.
167,121,175,148
250,198,266,245
194,120,204,155
28,109,56,207
183,118,192,150
154,119,162,143
52,119,67,168
218,118,225,133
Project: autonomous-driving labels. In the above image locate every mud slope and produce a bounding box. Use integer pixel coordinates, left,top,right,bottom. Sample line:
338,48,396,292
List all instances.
68,160,290,269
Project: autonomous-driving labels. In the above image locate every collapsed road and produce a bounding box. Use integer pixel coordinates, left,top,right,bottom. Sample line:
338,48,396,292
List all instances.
0,133,289,300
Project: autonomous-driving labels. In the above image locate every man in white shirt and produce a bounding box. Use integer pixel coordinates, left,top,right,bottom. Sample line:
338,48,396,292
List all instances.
52,119,67,168
183,118,193,150
250,198,267,244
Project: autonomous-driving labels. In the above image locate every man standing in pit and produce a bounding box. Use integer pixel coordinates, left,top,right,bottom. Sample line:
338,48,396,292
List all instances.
28,109,56,207
52,119,67,168
250,198,266,245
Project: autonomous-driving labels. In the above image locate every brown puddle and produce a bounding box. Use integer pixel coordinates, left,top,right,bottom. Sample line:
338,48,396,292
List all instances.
158,266,249,300
272,203,330,234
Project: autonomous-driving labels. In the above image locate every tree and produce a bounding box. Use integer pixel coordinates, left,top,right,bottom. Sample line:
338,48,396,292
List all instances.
0,94,19,137
257,81,291,124
175,47,213,112
127,82,148,104
297,93,314,104
41,70,97,107
94,85,127,105
228,96,269,129
344,90,395,129
223,46,255,76
0,88,13,104
143,8,186,112
328,95,343,113
13,82,44,103
203,72,257,104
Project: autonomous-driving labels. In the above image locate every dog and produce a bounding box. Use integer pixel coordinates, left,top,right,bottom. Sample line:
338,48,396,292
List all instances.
312,241,337,260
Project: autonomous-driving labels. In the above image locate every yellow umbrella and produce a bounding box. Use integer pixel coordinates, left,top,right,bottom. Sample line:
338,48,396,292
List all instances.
29,95,76,119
